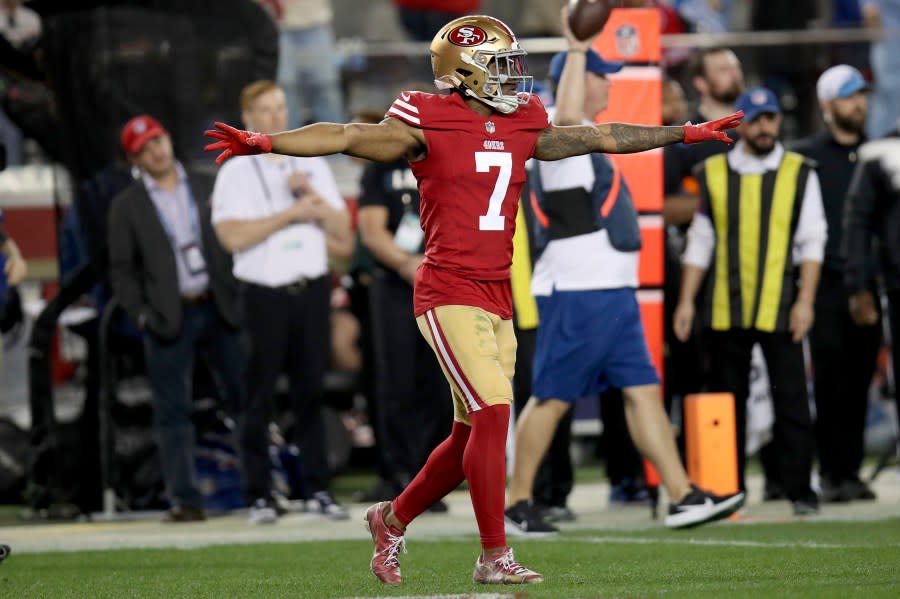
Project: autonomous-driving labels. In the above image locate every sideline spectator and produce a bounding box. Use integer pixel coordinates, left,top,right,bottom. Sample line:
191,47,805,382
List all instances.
108,115,246,523
211,80,352,524
662,47,743,431
843,122,900,466
674,88,826,516
793,65,881,503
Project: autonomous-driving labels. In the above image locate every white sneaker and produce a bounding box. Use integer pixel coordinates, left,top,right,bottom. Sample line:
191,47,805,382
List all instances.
247,498,278,525
665,486,745,529
472,546,544,584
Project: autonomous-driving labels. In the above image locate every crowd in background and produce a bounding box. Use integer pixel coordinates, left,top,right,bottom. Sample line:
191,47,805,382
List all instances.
0,0,898,522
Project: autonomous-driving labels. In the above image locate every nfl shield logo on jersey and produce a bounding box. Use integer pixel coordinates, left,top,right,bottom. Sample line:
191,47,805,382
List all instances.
485,121,496,134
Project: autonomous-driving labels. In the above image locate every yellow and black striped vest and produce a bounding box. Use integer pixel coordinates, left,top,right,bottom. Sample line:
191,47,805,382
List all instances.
511,197,539,330
697,151,814,332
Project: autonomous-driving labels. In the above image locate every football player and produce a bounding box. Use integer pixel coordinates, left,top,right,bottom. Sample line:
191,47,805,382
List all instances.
206,14,741,586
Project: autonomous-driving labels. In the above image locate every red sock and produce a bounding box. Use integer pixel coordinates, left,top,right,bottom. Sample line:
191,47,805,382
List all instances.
391,421,470,526
464,404,510,550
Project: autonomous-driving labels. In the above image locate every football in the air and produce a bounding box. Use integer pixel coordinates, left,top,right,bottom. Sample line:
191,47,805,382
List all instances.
567,0,618,41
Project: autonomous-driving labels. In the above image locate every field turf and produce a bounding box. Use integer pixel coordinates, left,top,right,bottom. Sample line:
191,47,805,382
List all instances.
3,518,899,598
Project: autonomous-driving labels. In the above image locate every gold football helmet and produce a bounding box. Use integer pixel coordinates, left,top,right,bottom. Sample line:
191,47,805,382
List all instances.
430,15,533,114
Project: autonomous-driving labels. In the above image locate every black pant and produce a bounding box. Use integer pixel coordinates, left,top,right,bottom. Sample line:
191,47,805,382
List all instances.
369,274,450,489
809,272,881,483
513,326,573,507
241,278,331,501
706,329,815,501
143,301,245,508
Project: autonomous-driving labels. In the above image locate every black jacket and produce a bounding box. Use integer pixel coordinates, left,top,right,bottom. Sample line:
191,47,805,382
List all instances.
108,170,240,340
844,130,900,294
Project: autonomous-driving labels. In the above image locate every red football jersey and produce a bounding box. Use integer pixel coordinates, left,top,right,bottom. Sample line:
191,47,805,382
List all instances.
386,91,550,318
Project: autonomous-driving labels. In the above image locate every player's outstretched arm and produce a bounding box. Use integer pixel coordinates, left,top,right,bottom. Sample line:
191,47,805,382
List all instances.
204,117,423,165
533,111,743,161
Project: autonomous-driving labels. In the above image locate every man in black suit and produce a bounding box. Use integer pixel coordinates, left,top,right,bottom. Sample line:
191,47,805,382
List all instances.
108,115,245,522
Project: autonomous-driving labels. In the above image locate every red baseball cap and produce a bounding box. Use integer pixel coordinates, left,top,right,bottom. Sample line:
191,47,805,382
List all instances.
120,115,167,155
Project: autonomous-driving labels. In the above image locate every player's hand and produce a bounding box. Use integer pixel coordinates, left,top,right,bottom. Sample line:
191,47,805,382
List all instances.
683,111,744,145
560,6,593,51
204,122,273,165
848,290,879,326
789,300,814,343
672,300,695,343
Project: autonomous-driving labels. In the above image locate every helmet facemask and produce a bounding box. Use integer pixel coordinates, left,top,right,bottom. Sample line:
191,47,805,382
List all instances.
431,16,534,114
461,49,533,114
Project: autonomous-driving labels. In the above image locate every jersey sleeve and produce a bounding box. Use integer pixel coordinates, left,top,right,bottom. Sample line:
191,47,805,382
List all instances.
525,94,552,130
386,91,424,129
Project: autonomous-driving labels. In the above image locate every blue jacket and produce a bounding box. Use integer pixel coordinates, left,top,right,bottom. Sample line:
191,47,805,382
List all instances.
528,152,642,258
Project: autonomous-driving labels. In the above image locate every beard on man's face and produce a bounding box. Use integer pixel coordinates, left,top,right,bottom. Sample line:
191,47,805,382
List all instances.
831,108,866,135
711,82,743,105
745,133,777,155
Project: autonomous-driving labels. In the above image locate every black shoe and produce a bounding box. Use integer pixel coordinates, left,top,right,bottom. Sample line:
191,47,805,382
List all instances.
792,496,820,516
162,504,207,523
665,485,745,529
841,478,877,501
504,500,559,536
819,478,850,503
763,481,787,502
0,544,9,564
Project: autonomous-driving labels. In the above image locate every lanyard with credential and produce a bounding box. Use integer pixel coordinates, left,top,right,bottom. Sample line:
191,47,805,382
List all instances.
251,156,300,207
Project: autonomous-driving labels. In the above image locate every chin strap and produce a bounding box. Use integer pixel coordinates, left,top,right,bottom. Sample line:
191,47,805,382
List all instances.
461,85,519,114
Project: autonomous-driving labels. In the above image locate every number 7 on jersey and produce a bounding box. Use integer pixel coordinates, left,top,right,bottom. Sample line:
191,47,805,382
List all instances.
476,151,512,231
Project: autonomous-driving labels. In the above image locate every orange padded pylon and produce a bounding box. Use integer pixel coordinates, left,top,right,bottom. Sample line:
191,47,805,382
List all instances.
684,393,739,495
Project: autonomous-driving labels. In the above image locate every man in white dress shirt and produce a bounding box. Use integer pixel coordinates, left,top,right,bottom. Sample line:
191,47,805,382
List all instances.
211,80,352,523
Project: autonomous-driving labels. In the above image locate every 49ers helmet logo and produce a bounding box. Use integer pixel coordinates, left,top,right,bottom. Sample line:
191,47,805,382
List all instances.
448,25,487,46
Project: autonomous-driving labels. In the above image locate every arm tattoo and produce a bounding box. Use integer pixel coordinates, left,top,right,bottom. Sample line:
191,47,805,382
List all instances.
535,124,684,160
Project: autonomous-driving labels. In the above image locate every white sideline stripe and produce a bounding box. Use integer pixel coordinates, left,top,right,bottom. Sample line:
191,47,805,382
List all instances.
574,535,899,550
387,105,421,125
425,310,481,412
392,98,419,114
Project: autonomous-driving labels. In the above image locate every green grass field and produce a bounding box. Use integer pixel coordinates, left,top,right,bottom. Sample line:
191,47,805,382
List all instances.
4,518,899,599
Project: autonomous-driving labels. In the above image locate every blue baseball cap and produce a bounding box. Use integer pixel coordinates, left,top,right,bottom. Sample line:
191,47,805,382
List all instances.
817,65,869,102
548,49,624,85
735,87,781,122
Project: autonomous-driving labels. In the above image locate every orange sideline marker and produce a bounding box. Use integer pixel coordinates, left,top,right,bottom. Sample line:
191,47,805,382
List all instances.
684,393,739,499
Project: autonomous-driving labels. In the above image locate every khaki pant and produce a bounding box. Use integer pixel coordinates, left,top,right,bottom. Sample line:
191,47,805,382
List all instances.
416,305,517,426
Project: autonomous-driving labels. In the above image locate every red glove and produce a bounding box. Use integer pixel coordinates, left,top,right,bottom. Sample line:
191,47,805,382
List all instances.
682,110,744,145
203,122,273,165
